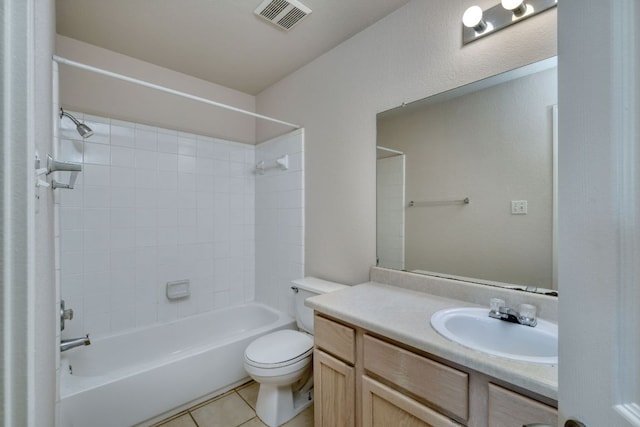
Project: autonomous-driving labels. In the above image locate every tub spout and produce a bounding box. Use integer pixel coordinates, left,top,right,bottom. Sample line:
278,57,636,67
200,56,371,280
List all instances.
60,334,91,352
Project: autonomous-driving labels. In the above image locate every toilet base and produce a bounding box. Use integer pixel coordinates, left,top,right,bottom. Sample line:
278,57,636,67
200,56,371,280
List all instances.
255,384,313,427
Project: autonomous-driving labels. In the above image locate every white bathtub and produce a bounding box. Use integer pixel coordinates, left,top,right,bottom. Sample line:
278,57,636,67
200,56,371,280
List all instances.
59,303,295,427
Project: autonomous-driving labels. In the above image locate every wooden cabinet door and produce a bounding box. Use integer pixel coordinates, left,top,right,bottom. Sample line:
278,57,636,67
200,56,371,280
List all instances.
488,383,557,427
314,349,355,427
362,376,461,427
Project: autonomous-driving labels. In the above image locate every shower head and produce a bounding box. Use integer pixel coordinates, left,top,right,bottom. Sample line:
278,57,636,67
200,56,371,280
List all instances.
60,108,94,139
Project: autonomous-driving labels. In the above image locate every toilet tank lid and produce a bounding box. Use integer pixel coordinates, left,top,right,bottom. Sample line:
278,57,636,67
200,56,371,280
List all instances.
291,277,348,294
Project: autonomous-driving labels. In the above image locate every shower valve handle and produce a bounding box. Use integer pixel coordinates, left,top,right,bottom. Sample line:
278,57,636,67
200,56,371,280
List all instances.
60,300,74,331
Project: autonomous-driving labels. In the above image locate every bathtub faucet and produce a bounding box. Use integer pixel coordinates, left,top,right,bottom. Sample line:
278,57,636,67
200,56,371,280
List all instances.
60,334,91,352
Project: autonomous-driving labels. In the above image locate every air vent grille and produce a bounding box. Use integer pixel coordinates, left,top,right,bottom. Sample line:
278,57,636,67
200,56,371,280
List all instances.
254,0,311,31
259,0,289,21
277,7,306,29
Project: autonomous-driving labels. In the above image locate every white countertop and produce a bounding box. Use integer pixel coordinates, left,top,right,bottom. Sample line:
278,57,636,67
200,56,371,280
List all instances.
305,281,558,400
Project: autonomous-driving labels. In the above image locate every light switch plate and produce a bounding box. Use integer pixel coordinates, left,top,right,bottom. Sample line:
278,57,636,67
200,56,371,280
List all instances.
511,200,528,215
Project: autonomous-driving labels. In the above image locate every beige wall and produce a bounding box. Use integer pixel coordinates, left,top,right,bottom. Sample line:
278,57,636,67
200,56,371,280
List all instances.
55,35,257,144
256,0,557,285
376,155,405,271
378,68,556,288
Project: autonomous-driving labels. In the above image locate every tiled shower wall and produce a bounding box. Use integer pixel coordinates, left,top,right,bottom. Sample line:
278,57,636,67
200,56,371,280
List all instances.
58,113,257,338
255,129,304,316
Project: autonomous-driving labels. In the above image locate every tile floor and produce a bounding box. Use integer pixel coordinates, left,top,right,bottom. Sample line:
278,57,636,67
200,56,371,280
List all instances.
152,382,313,427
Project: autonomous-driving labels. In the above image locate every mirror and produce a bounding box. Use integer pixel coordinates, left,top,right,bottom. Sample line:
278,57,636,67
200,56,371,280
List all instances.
376,58,557,294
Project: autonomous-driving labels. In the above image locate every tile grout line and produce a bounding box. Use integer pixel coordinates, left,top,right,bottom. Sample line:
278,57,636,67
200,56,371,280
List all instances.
188,388,236,414
187,411,199,427
236,389,255,411
237,416,262,427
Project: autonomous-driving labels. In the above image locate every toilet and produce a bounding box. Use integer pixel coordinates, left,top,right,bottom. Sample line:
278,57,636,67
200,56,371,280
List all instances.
244,277,347,427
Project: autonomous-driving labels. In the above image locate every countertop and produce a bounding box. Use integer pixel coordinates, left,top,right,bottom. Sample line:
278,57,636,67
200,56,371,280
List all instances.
305,281,558,400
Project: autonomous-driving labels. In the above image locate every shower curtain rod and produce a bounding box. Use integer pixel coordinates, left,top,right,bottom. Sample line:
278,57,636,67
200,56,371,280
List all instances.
53,55,301,129
376,145,404,155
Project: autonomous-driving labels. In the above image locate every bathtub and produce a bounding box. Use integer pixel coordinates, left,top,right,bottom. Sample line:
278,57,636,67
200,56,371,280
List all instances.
59,303,295,427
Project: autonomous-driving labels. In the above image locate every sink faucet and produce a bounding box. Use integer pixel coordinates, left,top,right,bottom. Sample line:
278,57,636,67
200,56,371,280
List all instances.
60,334,91,352
488,299,537,327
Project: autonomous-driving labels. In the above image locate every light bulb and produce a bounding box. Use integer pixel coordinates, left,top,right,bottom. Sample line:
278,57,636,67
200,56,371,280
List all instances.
462,6,487,32
501,0,527,16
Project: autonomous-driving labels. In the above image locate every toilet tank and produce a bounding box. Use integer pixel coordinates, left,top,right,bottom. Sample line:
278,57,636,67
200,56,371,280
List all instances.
292,277,347,334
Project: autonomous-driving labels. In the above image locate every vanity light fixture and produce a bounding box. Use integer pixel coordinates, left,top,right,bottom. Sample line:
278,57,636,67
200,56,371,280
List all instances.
501,0,528,17
462,5,487,33
462,0,557,45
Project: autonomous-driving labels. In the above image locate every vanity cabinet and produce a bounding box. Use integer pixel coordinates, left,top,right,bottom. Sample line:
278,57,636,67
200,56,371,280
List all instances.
313,313,557,427
313,315,356,427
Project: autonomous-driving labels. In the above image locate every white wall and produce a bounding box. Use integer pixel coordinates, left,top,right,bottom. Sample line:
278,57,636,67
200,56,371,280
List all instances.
557,0,640,424
3,0,58,425
256,0,557,285
58,113,256,338
55,35,257,144
35,0,58,425
255,130,305,316
377,68,556,287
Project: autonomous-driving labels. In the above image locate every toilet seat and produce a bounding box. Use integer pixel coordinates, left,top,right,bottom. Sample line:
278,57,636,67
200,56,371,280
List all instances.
244,329,313,369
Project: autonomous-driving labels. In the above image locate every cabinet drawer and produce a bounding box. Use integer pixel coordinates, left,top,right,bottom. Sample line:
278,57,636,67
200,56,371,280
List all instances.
362,376,461,427
363,334,468,421
488,383,557,427
314,314,356,364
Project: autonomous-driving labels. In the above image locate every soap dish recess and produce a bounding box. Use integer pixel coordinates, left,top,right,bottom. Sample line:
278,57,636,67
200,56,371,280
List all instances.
166,280,190,300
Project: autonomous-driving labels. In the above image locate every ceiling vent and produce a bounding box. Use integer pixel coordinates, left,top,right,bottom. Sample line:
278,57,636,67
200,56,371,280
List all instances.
254,0,312,31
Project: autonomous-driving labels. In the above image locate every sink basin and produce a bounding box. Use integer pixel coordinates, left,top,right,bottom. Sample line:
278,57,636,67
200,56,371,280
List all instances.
430,307,558,365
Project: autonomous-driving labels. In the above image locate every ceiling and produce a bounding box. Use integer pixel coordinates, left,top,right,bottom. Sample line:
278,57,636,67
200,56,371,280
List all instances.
56,0,410,95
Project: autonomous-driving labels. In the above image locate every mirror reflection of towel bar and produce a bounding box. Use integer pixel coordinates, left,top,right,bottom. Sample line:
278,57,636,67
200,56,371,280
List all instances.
408,197,470,207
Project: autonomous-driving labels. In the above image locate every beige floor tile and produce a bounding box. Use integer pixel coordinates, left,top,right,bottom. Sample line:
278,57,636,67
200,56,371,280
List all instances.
156,413,197,427
190,392,255,427
282,406,314,427
238,417,267,427
236,382,260,410
189,390,236,412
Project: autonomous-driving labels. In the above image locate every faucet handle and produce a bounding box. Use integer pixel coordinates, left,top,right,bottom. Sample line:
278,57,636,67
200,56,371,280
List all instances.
518,303,538,327
490,298,505,313
62,307,74,321
518,303,537,319
60,300,74,331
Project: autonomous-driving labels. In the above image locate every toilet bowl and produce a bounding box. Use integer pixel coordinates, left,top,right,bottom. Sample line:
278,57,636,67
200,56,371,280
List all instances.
243,277,347,427
244,330,314,427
